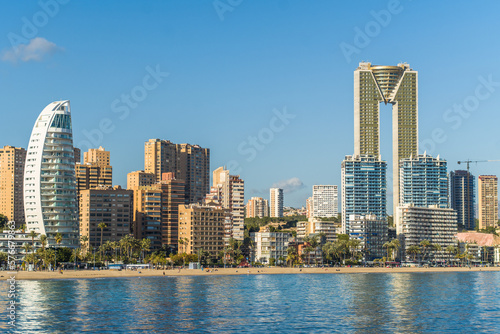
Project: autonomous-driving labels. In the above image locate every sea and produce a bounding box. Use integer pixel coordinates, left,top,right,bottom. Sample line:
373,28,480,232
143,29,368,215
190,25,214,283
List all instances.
1,272,499,333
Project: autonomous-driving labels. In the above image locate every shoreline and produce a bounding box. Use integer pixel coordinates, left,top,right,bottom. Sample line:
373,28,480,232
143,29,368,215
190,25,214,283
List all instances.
5,266,500,281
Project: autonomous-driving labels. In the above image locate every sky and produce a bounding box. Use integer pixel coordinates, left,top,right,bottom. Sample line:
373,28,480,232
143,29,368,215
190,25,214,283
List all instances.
1,0,500,212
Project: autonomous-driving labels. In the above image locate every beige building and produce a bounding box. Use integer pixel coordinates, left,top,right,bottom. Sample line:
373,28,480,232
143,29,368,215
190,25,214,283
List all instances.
270,188,284,218
76,146,112,197
246,197,269,218
132,173,186,250
478,175,498,229
213,167,245,240
144,139,210,204
354,62,418,217
127,170,155,189
178,203,226,261
79,186,133,249
0,146,26,226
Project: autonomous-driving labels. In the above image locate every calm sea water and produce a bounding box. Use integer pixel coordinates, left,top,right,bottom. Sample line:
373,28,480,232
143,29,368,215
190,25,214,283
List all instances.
1,272,499,333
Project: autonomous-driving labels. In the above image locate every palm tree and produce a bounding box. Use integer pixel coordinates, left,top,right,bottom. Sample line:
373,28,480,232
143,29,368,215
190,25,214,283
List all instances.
286,246,298,267
390,239,400,262
445,245,455,266
28,230,38,270
55,233,63,269
420,240,431,264
383,241,393,262
98,222,107,261
140,238,151,263
407,245,420,262
80,235,89,255
39,234,47,270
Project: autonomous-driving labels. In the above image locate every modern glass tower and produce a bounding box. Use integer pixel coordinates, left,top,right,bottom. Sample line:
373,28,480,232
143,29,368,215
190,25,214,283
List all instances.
341,155,387,234
449,170,475,230
354,62,418,216
399,154,448,209
24,101,79,247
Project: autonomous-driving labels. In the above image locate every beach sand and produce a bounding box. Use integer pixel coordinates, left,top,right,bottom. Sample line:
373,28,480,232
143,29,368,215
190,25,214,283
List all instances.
5,266,500,281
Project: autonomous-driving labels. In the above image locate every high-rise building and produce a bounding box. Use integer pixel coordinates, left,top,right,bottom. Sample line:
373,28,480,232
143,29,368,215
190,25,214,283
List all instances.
144,139,210,204
399,154,448,209
0,146,26,226
246,197,269,218
397,204,458,263
270,188,283,218
348,214,387,260
312,185,338,218
306,197,313,219
73,147,81,164
178,203,226,261
79,186,133,249
132,172,186,250
478,175,498,230
354,62,418,216
450,170,475,230
213,167,245,240
76,146,112,198
24,101,78,247
341,155,387,234
127,170,155,189
83,146,110,167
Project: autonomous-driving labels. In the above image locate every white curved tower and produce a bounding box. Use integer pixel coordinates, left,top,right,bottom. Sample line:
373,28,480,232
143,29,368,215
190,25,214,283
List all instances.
24,101,78,247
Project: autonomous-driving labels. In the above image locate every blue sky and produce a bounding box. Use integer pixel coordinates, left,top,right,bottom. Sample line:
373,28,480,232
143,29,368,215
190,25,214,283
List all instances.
1,0,500,211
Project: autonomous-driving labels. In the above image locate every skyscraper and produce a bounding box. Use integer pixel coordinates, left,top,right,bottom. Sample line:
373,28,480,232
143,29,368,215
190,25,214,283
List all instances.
24,101,78,247
312,185,338,218
354,62,418,215
76,146,112,197
450,170,475,230
341,155,387,234
0,146,26,226
144,139,210,204
399,154,448,209
270,188,284,218
246,197,269,218
213,167,245,240
478,175,498,230
127,170,155,189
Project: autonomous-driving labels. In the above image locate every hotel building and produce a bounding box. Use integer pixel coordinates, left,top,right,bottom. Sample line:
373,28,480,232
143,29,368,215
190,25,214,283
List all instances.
348,214,387,260
449,170,475,230
478,175,498,230
245,197,269,218
270,188,284,218
24,101,78,247
312,185,338,218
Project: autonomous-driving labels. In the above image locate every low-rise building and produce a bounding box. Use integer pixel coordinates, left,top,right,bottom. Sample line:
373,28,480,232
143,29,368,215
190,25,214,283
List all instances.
0,227,41,261
251,230,292,265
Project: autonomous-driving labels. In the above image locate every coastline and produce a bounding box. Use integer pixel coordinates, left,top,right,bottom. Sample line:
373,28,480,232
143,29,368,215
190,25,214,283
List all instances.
6,266,500,281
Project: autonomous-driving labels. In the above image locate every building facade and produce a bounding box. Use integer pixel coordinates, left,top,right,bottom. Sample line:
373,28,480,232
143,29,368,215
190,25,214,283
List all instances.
178,204,226,261
399,154,448,209
450,170,475,230
144,139,210,204
24,101,78,247
348,214,387,260
478,175,498,230
127,170,155,189
341,155,387,234
354,62,418,221
270,188,284,218
251,231,292,264
0,146,26,226
396,204,458,263
245,197,269,218
312,185,338,218
79,186,133,249
76,163,113,195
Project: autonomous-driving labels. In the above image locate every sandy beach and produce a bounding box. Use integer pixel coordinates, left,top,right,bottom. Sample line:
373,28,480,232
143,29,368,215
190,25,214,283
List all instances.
4,266,499,281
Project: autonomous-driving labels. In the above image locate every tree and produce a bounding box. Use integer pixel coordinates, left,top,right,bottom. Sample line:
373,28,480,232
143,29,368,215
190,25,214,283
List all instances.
140,238,151,263
445,245,455,266
28,230,38,270
419,240,431,263
55,233,63,268
0,214,8,230
407,245,420,262
39,234,47,270
390,239,400,261
98,222,107,261
286,247,298,267
80,235,89,255
383,242,393,262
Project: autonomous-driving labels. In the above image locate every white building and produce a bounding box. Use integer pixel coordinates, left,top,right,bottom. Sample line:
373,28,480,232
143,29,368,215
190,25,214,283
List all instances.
270,188,284,218
348,214,387,260
24,101,79,247
251,231,291,265
312,185,338,218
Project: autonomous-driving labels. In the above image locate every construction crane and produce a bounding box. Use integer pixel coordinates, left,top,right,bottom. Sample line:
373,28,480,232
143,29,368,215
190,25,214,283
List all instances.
457,160,500,172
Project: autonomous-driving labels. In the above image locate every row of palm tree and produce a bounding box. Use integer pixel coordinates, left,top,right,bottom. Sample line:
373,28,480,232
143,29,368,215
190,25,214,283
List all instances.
322,238,362,265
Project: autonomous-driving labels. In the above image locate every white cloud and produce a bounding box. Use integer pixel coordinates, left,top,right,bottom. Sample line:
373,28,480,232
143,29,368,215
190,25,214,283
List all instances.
272,177,305,194
2,37,63,64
